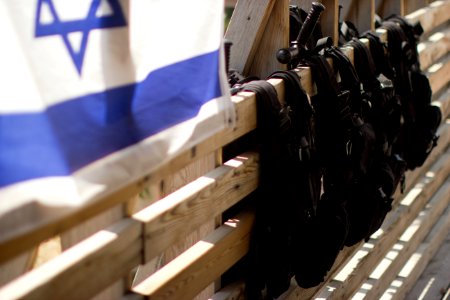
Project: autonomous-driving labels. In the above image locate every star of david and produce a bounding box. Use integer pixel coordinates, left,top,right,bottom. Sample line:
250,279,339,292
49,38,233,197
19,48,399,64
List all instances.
35,0,127,75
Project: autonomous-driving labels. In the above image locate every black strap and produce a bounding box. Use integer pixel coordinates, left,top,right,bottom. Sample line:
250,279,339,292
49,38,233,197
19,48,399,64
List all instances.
361,31,392,77
347,38,377,86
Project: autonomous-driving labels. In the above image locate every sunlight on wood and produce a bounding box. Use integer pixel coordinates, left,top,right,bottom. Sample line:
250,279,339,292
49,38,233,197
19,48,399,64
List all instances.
428,62,443,73
400,184,424,206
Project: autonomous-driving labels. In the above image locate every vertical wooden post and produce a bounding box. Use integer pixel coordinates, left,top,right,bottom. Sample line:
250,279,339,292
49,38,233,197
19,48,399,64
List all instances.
341,0,376,33
376,0,402,18
224,0,277,76
290,0,315,11
247,0,289,78
404,0,427,15
320,0,340,45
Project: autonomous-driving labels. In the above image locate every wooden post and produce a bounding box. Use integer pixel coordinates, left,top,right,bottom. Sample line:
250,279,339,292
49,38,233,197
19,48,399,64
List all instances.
404,0,427,15
225,0,276,76
320,0,340,45
376,0,402,18
247,0,289,78
341,0,376,33
225,0,289,78
290,0,315,11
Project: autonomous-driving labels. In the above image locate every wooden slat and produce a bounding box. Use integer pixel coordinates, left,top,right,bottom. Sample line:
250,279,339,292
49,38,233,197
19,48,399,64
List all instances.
0,219,142,300
133,152,259,263
383,197,450,300
360,176,450,299
320,0,339,45
0,250,36,286
432,77,450,118
405,0,450,34
131,210,255,300
404,0,428,15
247,0,289,78
419,26,450,70
210,280,245,300
427,53,450,94
224,0,276,76
376,0,402,18
342,0,376,33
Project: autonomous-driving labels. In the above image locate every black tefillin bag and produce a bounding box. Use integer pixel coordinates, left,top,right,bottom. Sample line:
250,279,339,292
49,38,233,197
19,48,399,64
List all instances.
380,16,441,170
241,72,322,298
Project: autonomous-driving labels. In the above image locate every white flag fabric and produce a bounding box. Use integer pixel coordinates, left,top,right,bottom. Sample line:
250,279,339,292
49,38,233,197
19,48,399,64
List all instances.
0,0,234,240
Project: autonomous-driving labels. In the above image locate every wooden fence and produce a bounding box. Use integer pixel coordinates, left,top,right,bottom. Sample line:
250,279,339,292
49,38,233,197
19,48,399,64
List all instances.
1,0,449,299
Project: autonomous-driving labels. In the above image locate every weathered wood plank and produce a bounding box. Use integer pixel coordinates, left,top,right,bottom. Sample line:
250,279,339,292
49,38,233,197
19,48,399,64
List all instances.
224,0,276,76
247,0,289,78
361,176,450,299
404,0,428,15
374,182,450,300
132,210,255,300
133,152,259,263
399,214,450,300
342,0,376,33
376,0,401,18
321,0,339,45
0,219,142,300
427,53,450,95
405,0,450,35
387,214,450,300
419,26,450,70
0,250,35,287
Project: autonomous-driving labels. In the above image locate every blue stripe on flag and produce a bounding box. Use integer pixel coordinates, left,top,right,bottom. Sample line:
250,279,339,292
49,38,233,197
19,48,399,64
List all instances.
0,50,221,187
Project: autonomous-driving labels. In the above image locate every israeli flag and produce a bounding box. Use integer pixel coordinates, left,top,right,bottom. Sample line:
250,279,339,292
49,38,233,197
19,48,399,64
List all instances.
0,0,233,238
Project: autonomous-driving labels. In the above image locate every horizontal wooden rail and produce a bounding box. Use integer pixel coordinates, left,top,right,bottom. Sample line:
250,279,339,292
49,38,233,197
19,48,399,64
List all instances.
405,0,450,34
361,175,450,299
380,190,450,300
0,219,142,300
418,26,450,69
133,152,259,263
132,210,255,300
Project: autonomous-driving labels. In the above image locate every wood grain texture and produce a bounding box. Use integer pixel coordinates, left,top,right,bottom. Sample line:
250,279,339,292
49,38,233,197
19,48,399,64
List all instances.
133,152,259,263
321,0,339,45
404,0,427,14
247,0,289,78
427,54,450,95
376,0,401,18
224,0,276,76
405,0,450,34
419,26,450,70
390,199,450,300
132,211,255,300
361,176,450,299
343,0,376,33
0,219,142,300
